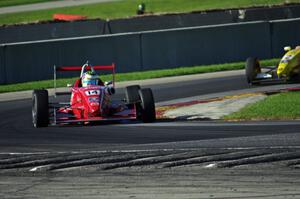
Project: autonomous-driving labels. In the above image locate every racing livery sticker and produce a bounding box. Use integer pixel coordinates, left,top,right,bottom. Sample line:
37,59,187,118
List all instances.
85,90,100,96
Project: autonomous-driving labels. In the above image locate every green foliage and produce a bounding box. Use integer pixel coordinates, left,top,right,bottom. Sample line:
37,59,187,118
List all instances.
224,92,300,120
0,0,300,25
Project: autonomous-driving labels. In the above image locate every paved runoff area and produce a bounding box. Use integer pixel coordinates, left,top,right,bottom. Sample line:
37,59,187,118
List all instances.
1,165,299,199
1,145,300,199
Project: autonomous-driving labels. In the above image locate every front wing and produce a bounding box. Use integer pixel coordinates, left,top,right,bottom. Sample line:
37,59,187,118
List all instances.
49,104,137,125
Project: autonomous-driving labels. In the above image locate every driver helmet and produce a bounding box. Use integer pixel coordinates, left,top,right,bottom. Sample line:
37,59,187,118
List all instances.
81,71,99,87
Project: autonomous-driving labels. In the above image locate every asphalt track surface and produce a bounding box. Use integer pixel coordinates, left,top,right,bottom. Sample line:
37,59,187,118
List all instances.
0,74,299,153
1,74,300,199
0,74,260,152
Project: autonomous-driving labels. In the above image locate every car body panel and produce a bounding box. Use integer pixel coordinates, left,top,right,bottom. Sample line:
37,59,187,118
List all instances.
277,48,300,78
246,46,300,84
50,63,138,125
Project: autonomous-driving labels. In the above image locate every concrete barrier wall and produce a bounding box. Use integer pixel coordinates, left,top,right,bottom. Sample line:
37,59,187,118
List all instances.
240,5,289,22
0,19,105,44
0,46,5,84
3,34,141,83
2,4,300,44
141,22,271,70
108,11,236,34
54,33,142,74
105,4,300,34
4,41,59,83
1,18,300,84
270,18,300,57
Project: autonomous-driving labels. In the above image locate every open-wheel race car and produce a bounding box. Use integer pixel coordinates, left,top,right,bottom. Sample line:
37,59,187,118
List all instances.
245,46,300,85
32,62,156,127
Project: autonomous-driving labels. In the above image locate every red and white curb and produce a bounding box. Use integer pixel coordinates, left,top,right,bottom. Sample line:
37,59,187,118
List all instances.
156,86,300,120
156,93,267,120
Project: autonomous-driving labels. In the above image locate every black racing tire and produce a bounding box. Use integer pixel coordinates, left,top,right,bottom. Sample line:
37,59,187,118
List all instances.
32,89,49,128
245,57,261,85
125,85,141,104
138,88,156,123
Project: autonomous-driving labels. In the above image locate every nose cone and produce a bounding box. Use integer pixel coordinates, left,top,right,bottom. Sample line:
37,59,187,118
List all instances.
277,62,288,78
89,102,100,116
277,50,295,78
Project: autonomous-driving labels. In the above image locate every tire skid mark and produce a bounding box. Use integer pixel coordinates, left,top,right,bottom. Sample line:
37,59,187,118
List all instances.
285,158,300,167
0,152,123,170
100,149,233,170
0,154,15,160
215,151,300,168
162,149,283,168
31,151,176,171
0,150,179,170
50,154,149,171
0,148,299,172
0,153,68,165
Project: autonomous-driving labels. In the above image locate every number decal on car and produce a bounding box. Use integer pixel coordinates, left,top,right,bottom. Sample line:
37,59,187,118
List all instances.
85,90,100,96
280,55,294,63
88,97,99,102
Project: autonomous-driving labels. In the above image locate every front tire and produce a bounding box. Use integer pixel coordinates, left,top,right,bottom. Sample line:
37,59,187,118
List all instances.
32,89,49,128
125,85,141,103
245,57,261,85
138,88,156,123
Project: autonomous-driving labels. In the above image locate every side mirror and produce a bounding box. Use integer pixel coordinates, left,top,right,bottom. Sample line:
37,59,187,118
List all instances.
105,81,113,86
284,46,291,51
67,83,73,88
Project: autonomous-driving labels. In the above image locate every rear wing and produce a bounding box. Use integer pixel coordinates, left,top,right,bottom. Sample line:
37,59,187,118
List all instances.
53,63,115,97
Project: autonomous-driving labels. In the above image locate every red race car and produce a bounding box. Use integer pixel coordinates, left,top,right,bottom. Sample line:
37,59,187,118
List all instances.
32,62,156,127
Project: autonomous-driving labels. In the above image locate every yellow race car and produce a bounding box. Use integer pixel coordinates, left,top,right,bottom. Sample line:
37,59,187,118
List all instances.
245,46,300,85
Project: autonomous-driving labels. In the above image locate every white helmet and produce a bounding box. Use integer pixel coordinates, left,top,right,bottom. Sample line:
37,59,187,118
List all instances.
81,71,99,87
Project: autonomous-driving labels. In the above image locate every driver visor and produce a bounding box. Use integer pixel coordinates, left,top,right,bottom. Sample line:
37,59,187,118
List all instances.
83,79,98,85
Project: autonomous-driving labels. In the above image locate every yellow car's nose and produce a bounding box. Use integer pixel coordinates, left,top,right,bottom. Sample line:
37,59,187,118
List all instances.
277,63,288,78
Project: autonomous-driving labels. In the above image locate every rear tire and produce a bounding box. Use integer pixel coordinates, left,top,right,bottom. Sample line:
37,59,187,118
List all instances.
32,89,49,128
125,85,141,103
245,57,261,85
138,88,156,123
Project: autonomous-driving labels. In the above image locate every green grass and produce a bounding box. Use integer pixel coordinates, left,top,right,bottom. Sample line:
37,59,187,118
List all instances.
0,58,279,94
223,92,300,120
0,0,56,8
1,0,300,25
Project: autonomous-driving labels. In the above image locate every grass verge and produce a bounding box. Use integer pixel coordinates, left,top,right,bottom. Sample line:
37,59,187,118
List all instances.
223,92,300,120
0,58,279,94
0,0,55,8
1,0,300,25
